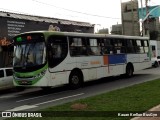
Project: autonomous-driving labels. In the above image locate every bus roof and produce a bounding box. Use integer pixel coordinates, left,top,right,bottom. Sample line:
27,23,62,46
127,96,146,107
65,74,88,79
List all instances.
17,31,149,40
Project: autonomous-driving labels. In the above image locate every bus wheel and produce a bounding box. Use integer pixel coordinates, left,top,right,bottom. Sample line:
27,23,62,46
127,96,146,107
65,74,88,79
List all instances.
154,61,159,68
69,71,82,89
126,65,133,78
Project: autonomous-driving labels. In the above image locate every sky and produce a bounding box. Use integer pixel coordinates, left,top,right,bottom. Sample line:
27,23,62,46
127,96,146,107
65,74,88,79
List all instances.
0,0,159,32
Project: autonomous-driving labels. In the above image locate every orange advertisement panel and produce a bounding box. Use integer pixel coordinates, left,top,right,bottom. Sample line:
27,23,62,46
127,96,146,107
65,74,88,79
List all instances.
103,56,108,65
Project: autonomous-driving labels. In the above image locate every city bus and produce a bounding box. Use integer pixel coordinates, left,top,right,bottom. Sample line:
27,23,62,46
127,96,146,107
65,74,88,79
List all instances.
12,31,151,89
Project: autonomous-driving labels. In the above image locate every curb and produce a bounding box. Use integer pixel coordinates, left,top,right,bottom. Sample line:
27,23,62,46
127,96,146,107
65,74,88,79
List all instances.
131,105,160,120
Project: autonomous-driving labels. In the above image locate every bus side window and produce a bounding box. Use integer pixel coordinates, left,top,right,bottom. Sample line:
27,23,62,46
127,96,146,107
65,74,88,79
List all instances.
151,46,156,57
143,40,149,53
101,39,107,54
101,38,113,54
70,38,81,56
69,37,87,56
88,38,100,55
135,40,144,53
48,36,68,68
126,40,135,53
52,44,62,58
81,39,88,55
135,40,140,53
121,40,126,53
113,39,124,54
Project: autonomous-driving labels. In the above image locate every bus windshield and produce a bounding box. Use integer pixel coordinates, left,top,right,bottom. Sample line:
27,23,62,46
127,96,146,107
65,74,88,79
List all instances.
13,42,46,68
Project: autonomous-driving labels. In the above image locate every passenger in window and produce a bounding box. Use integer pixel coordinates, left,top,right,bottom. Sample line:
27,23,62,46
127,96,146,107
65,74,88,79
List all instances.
55,45,62,58
92,47,101,55
70,42,75,46
87,46,94,55
101,47,108,54
69,40,75,46
27,53,34,66
81,47,87,55
110,51,113,54
117,49,121,54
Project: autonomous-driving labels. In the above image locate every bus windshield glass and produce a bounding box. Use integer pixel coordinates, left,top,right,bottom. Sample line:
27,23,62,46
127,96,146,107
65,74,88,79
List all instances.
13,42,46,68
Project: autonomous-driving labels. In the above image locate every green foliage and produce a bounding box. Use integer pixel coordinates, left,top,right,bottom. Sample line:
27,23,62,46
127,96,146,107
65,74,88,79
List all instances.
7,79,160,120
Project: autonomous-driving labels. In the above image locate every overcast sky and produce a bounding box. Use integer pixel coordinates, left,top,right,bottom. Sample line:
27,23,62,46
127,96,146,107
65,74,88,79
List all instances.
0,0,159,31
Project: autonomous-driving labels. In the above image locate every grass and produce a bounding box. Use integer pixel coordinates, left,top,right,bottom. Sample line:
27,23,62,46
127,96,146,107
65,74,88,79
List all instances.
6,78,160,120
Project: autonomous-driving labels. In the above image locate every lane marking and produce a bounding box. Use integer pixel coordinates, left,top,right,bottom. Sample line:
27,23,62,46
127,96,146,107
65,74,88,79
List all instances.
16,90,74,103
0,94,21,99
16,94,52,103
6,105,38,111
34,93,84,106
6,93,84,111
0,95,16,99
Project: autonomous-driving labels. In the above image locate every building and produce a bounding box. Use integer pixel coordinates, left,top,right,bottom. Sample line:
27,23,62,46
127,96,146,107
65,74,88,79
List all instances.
147,18,159,40
111,24,122,35
0,11,94,67
121,0,140,36
97,28,109,34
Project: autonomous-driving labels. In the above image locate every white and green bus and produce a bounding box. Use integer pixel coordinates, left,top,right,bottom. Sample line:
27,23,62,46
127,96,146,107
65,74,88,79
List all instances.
13,31,151,89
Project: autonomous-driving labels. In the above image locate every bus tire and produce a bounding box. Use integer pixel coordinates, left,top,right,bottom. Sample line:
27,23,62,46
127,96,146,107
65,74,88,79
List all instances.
69,71,82,89
126,64,133,78
154,61,159,68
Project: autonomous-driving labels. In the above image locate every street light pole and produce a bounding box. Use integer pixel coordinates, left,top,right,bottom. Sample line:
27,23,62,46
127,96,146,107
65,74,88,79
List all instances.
140,4,160,37
120,0,124,35
140,0,144,36
145,0,149,36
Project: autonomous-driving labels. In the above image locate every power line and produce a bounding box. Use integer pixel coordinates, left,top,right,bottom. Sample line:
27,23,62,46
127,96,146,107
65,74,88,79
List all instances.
31,0,120,19
0,7,81,20
0,8,32,15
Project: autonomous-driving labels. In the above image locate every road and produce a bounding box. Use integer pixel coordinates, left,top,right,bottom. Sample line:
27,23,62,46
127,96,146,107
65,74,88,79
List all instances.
0,67,160,112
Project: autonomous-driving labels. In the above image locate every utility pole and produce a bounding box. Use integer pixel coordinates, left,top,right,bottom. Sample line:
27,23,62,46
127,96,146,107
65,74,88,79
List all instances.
140,0,144,36
120,0,124,35
145,0,150,37
131,0,134,35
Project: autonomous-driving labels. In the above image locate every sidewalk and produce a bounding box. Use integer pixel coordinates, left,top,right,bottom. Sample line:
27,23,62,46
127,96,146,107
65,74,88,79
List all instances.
131,105,160,120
